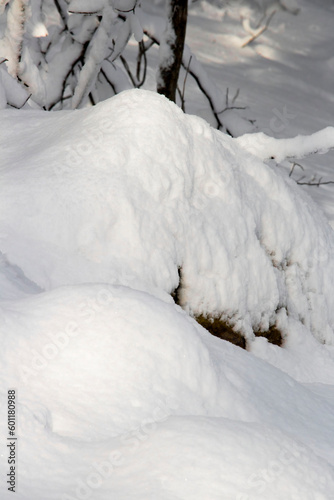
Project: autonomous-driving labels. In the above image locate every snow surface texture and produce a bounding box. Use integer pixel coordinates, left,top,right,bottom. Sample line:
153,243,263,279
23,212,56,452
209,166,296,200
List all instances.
1,89,334,345
1,284,334,499
2,89,334,499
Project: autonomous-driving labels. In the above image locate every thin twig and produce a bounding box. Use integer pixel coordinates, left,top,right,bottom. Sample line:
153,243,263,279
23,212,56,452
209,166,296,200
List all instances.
120,55,137,87
100,68,117,95
136,41,148,88
232,88,240,105
143,30,159,46
293,170,334,186
68,11,100,15
297,180,334,186
114,0,139,14
180,55,192,112
8,93,32,109
217,105,246,114
88,92,96,106
289,162,304,177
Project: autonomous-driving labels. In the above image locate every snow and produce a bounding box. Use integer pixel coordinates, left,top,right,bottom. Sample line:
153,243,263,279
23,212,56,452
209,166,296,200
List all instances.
129,11,143,43
2,1,334,499
0,64,30,109
1,86,334,499
179,0,334,224
112,0,138,13
1,284,334,499
1,89,334,344
237,126,334,162
68,0,106,14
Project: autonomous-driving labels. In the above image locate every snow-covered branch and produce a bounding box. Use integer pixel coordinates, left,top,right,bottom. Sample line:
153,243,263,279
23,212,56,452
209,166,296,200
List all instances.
237,127,334,162
0,61,30,108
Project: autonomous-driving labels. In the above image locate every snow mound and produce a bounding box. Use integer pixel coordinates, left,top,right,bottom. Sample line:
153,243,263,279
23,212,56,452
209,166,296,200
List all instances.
1,89,334,345
1,284,334,499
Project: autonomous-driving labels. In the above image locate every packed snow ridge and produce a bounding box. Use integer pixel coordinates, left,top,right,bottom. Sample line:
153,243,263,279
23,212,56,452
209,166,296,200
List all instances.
1,89,334,345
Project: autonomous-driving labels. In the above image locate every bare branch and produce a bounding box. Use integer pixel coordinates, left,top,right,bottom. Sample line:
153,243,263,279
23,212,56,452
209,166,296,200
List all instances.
120,55,137,87
232,88,240,105
8,93,32,109
217,105,246,114
136,41,148,88
289,162,304,177
288,162,333,189
217,87,245,115
143,30,159,46
180,59,228,132
297,179,334,187
100,68,117,95
180,55,192,112
114,1,139,14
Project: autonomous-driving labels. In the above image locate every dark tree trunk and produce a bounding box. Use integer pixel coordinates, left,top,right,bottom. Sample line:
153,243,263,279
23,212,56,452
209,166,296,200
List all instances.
157,0,188,103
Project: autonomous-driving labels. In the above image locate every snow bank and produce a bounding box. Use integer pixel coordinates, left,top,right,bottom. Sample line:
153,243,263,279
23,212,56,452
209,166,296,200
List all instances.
1,89,334,344
1,284,334,499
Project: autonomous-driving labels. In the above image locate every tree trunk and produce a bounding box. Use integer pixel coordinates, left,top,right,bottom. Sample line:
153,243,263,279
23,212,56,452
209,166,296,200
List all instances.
157,0,188,103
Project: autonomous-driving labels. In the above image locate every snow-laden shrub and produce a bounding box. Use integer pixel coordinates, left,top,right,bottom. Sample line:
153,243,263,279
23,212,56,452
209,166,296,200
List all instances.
1,89,334,345
0,0,142,109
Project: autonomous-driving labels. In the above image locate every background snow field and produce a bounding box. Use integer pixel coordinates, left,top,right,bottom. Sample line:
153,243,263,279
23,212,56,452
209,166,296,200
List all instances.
2,1,334,499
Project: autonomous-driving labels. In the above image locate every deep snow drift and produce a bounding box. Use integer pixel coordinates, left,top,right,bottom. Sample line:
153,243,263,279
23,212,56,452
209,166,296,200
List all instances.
1,89,334,499
1,284,334,500
1,89,334,345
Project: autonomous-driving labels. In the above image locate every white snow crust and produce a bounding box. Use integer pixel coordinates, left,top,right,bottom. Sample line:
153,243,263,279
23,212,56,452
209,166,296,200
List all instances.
1,284,334,499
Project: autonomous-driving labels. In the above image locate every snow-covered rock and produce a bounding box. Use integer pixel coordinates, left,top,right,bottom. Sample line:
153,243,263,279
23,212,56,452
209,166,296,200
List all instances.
1,89,334,344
